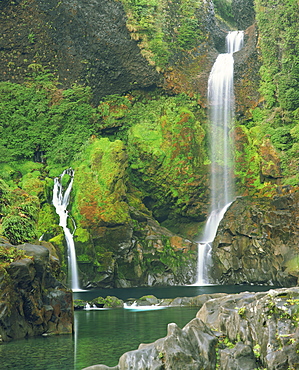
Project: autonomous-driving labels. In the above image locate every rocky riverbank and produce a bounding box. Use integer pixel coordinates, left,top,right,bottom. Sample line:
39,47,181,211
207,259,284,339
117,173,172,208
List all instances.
82,287,299,370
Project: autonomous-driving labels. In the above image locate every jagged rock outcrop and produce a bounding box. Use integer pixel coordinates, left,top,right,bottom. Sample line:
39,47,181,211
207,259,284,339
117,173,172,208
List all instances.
211,191,299,286
197,287,299,369
0,240,73,342
82,287,299,370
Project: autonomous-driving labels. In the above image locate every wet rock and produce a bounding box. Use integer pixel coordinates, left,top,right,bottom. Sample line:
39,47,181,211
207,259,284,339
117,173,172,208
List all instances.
0,243,73,341
197,287,299,370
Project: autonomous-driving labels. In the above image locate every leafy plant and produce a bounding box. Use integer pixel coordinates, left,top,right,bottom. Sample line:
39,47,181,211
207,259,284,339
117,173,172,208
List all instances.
0,245,30,267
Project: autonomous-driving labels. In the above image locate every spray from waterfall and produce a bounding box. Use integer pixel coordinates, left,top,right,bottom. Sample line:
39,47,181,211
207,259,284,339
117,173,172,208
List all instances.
52,168,80,291
195,31,244,285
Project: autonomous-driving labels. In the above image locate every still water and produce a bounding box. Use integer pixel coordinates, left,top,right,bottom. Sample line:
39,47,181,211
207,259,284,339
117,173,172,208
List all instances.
0,285,275,369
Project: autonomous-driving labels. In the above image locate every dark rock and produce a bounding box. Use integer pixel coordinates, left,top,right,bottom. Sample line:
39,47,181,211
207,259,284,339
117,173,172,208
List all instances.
0,0,160,102
211,193,299,286
0,243,73,341
17,243,49,279
234,24,261,119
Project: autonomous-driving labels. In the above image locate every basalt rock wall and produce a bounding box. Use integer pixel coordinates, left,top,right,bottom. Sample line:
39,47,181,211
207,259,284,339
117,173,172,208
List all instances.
0,240,73,342
210,191,299,286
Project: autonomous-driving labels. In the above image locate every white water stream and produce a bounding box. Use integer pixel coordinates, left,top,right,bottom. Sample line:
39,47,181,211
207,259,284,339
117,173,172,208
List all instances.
195,31,244,285
52,168,80,291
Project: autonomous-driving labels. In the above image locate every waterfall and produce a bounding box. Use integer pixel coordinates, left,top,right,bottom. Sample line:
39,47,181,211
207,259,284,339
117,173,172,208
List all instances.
195,31,244,285
52,168,80,291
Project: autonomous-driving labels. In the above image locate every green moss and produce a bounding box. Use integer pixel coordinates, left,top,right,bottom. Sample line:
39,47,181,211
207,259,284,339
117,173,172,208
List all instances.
36,203,59,239
74,227,90,244
251,0,299,187
126,93,208,222
91,296,123,308
0,245,30,268
71,137,130,229
120,0,209,69
49,233,65,264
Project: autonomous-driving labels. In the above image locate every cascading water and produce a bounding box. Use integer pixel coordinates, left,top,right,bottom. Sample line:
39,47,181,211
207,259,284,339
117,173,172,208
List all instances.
52,168,80,291
195,31,244,285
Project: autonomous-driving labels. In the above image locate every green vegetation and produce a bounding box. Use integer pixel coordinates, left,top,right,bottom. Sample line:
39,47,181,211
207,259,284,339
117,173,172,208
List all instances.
213,0,234,26
0,67,98,167
249,0,299,186
0,245,29,268
0,178,40,244
120,0,208,68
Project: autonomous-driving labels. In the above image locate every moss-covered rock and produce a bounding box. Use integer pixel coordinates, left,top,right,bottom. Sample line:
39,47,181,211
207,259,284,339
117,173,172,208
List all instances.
127,94,209,227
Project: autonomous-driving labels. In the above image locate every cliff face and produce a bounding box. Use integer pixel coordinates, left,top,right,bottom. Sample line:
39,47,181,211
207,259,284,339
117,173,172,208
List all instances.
0,239,73,342
211,191,299,286
0,0,159,101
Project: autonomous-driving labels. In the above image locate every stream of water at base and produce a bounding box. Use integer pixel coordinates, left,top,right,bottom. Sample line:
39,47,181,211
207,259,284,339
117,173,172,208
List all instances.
0,285,277,369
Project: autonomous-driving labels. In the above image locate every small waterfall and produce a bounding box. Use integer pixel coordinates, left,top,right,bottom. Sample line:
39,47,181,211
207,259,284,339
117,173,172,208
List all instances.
52,168,80,291
195,31,244,285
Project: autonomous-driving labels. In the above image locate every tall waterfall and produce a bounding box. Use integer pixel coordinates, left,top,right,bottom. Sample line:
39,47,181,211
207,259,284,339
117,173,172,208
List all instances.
52,168,80,291
195,31,244,285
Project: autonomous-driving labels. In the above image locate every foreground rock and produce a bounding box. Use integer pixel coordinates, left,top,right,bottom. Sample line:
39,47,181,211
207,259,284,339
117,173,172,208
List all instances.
82,287,299,370
211,192,299,286
0,241,73,341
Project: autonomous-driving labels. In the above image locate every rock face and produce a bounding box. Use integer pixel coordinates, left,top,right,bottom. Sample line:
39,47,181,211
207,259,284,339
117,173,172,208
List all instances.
77,217,198,289
211,192,299,286
82,287,299,370
232,0,255,30
197,287,299,370
234,23,261,120
0,0,159,101
0,241,73,342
